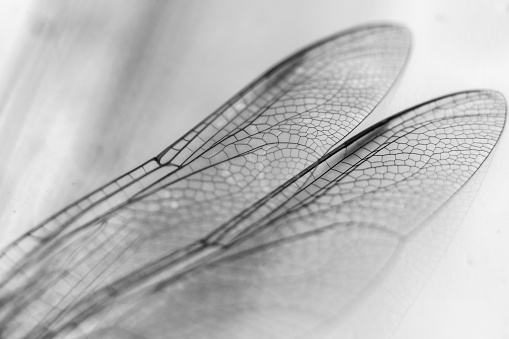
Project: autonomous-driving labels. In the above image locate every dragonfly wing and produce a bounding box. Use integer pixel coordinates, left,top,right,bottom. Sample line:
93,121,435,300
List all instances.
0,24,411,338
92,91,505,339
0,23,410,264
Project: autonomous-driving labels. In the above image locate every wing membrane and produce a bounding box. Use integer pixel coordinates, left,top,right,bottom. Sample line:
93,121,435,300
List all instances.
3,90,505,339
141,90,502,339
0,24,411,338
219,91,506,245
0,24,410,266
61,91,503,339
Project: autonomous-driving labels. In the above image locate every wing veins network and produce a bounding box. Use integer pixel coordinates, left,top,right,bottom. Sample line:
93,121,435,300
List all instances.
14,91,500,338
12,25,504,339
169,35,390,169
1,25,403,261
1,26,405,265
102,44,362,211
216,92,505,247
177,53,342,166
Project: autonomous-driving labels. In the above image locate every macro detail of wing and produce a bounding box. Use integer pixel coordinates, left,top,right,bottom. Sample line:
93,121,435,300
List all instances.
71,90,503,339
217,91,506,246
0,24,410,266
0,24,411,338
1,89,504,339
138,90,502,339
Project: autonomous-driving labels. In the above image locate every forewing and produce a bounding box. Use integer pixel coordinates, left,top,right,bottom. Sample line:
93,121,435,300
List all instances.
0,24,410,264
92,91,504,339
0,24,410,338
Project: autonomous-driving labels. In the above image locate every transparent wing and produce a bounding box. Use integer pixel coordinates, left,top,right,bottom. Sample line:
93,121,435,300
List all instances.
46,91,501,339
149,90,503,339
0,24,410,338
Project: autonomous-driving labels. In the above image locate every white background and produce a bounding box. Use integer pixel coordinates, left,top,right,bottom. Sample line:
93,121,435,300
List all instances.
0,1,507,338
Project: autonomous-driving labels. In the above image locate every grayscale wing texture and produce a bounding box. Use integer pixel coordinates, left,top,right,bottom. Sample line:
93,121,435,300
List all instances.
0,26,504,339
0,24,410,339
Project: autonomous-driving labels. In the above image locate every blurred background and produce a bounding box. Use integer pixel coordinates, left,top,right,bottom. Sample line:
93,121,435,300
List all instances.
0,0,507,338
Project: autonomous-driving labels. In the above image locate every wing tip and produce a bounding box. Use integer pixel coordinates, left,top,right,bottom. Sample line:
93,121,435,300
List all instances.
480,89,508,133
450,89,507,126
281,22,412,66
326,21,412,45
